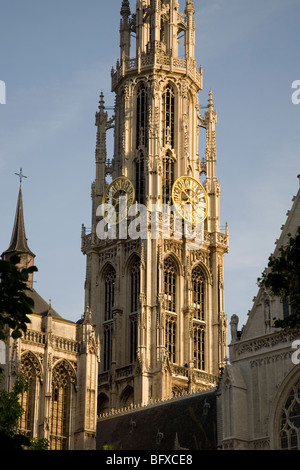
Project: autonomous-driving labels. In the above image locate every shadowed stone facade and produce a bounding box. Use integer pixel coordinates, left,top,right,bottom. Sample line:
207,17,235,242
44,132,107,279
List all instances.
1,187,99,450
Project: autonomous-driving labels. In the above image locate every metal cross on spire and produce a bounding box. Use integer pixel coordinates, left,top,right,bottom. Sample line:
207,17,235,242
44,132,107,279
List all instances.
15,168,27,186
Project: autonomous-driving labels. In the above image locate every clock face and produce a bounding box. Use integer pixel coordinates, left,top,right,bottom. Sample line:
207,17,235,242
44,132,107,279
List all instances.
172,176,208,224
102,176,135,224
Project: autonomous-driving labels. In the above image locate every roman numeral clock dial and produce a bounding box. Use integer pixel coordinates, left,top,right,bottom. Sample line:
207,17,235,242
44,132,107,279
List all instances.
103,176,135,224
172,176,209,225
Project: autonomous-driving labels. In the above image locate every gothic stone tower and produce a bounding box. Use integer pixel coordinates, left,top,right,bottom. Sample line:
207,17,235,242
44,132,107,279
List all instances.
81,0,229,413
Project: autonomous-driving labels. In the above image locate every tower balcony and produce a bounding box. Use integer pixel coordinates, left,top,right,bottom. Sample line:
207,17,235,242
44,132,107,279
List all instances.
111,52,203,91
171,364,219,390
81,225,228,255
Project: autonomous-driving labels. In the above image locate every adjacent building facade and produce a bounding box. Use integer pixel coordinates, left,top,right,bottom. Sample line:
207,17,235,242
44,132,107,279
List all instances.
217,176,300,450
1,187,99,450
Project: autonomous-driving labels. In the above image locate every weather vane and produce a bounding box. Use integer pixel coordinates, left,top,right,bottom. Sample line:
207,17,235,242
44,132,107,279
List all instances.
15,168,27,186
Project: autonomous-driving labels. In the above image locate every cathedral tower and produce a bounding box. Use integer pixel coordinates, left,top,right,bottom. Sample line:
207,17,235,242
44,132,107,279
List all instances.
82,0,229,412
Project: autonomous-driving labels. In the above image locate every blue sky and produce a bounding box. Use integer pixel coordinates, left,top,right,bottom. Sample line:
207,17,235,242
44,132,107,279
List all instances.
0,0,299,335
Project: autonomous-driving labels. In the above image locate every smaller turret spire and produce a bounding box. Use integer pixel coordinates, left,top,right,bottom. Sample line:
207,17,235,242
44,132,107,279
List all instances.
2,177,36,288
2,185,35,259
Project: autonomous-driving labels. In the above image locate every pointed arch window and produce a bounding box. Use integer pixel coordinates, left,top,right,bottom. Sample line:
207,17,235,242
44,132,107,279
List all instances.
162,84,175,148
105,267,116,322
103,267,116,371
162,153,174,205
280,380,300,450
166,317,176,364
19,354,38,439
192,266,205,321
130,259,140,314
135,152,145,205
130,259,140,363
164,257,177,314
164,257,177,363
192,265,206,370
50,361,75,450
193,325,205,370
104,323,113,371
136,84,148,149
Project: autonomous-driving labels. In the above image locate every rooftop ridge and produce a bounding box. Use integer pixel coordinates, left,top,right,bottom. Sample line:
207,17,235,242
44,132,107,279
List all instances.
98,387,217,421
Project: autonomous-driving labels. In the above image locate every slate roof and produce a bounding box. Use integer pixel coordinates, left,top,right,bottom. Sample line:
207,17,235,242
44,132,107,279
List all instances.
27,288,64,321
97,389,217,451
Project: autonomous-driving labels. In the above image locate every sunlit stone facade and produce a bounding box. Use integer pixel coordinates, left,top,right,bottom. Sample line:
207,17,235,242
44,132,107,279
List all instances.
82,0,228,413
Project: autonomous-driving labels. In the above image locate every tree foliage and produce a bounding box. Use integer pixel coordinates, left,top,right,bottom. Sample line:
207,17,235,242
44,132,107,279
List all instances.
0,255,37,340
0,372,49,450
23,438,50,450
0,373,31,449
0,373,28,436
259,226,300,328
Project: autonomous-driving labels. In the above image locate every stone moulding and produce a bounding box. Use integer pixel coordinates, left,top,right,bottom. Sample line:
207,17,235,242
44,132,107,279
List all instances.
233,329,300,357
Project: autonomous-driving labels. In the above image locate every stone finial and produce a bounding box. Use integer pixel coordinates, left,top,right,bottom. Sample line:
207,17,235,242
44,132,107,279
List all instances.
185,0,195,15
208,90,214,108
84,305,93,324
121,0,131,17
230,314,239,342
99,92,105,111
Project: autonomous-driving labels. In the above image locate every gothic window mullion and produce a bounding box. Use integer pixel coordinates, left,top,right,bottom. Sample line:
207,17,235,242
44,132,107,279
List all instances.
193,325,205,370
130,259,140,363
163,155,174,205
104,323,113,371
130,315,138,363
192,266,205,321
164,257,178,364
103,266,116,372
50,362,73,451
135,152,145,205
166,316,176,364
136,84,148,149
162,85,175,149
105,268,116,322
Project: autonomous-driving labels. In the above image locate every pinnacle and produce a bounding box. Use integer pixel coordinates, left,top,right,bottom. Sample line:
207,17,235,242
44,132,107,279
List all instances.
121,0,130,16
99,92,105,110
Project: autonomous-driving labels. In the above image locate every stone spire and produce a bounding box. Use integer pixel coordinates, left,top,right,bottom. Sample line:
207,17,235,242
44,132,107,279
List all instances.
2,186,35,260
2,185,35,287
